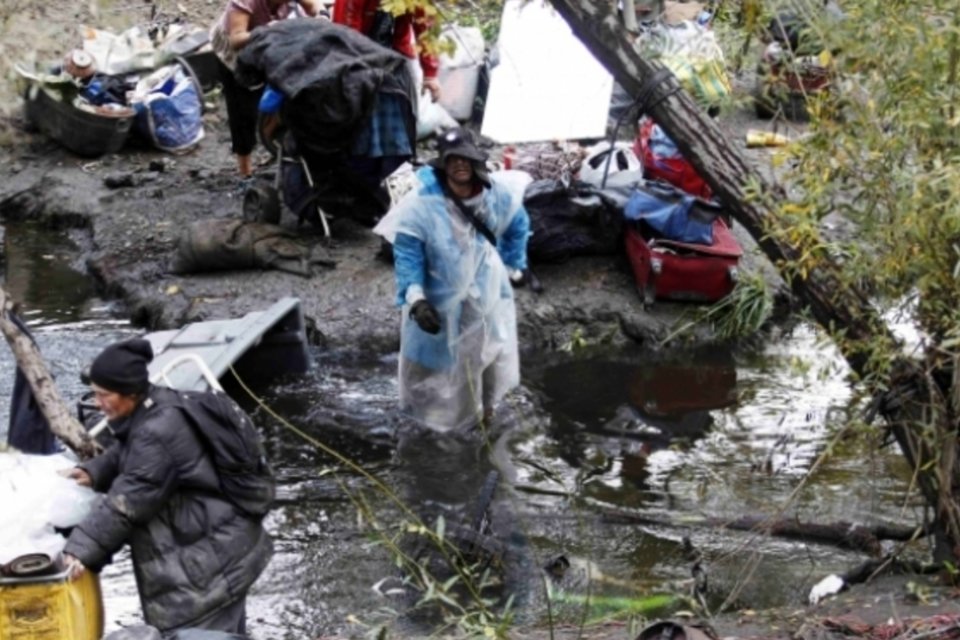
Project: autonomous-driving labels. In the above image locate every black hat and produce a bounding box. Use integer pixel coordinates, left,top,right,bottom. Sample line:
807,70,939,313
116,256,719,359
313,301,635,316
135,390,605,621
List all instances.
431,127,488,166
88,338,153,395
430,127,491,187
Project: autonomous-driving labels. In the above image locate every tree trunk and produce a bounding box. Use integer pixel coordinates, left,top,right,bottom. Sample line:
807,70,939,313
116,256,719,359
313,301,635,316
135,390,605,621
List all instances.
547,0,960,561
601,508,924,555
0,286,99,459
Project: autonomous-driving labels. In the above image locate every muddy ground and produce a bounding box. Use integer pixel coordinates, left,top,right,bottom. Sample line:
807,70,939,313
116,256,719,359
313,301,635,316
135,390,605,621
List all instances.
13,113,813,356
0,0,799,355
0,118,789,355
2,1,958,638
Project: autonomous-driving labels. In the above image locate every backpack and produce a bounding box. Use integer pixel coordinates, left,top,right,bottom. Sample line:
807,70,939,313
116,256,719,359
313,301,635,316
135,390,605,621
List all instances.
150,387,276,518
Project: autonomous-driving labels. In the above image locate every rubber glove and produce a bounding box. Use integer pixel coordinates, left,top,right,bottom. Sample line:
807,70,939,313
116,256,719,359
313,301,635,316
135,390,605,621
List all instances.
410,300,441,334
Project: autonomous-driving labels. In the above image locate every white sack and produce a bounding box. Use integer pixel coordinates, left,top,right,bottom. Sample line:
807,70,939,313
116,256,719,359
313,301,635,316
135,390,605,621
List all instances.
0,452,98,565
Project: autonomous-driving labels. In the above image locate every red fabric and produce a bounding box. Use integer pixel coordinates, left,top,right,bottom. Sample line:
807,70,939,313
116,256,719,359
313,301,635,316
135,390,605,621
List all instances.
635,118,712,200
332,0,438,78
625,219,741,304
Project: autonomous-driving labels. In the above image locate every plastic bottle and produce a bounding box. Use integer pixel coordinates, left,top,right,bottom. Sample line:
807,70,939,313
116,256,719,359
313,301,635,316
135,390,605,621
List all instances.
745,130,790,147
503,146,515,170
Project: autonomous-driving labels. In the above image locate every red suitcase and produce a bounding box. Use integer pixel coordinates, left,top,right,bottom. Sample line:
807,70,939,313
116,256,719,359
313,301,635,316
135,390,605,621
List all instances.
625,218,742,305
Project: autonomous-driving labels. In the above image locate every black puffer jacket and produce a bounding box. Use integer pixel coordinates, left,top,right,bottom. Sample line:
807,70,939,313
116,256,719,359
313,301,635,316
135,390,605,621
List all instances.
64,385,273,631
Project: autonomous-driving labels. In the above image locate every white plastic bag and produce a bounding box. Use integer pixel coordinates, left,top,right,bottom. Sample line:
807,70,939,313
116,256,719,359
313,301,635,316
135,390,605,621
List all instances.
0,452,97,565
131,65,205,153
578,141,642,187
417,97,458,140
438,25,485,120
82,25,157,75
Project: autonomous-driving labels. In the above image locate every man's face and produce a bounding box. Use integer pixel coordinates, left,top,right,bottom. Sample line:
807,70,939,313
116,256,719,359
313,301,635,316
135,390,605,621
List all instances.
444,155,474,187
91,383,139,421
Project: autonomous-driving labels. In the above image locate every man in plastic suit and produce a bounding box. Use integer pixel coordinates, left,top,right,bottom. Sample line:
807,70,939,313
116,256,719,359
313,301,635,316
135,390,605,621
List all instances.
375,127,531,432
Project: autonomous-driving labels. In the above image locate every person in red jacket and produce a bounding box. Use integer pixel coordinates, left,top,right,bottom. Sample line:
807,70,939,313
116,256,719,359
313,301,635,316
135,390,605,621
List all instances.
332,0,441,102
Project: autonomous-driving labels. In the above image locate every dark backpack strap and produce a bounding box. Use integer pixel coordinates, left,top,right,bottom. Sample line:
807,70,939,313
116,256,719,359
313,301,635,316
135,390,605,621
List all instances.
439,180,498,247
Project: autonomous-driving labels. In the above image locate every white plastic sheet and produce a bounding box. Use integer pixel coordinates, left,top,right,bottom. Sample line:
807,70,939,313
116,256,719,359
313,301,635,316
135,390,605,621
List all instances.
81,25,157,75
0,452,97,565
481,0,613,143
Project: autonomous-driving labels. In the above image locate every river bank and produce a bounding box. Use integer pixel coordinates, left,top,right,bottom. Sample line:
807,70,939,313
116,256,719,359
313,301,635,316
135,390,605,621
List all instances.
0,0,797,354
0,91,798,360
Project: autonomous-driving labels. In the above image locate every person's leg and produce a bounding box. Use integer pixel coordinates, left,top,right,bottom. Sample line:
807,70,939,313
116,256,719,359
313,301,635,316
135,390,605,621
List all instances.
218,59,260,178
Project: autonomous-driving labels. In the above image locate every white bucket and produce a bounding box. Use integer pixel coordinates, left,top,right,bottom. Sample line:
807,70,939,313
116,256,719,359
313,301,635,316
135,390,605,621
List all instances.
437,26,485,121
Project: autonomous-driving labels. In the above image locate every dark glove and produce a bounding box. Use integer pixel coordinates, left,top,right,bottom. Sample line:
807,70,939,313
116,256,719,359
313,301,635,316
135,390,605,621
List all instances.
510,269,544,294
410,300,441,334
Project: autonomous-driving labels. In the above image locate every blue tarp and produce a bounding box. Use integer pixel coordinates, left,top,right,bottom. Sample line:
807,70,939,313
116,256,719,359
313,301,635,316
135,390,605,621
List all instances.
624,182,715,245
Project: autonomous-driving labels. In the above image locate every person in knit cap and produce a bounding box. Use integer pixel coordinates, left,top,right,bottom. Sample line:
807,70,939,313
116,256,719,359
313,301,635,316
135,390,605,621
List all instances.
61,338,272,635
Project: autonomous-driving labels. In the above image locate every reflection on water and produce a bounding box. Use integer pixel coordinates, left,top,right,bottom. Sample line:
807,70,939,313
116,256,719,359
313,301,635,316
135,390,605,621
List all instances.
1,221,111,329
232,331,919,635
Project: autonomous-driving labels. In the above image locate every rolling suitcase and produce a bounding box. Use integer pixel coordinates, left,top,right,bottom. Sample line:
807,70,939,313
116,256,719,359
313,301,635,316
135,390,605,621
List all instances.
625,218,742,305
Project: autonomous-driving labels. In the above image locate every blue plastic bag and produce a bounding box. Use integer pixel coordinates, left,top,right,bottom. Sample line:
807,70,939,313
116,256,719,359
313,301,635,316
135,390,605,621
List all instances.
258,85,285,114
134,65,204,153
624,182,716,245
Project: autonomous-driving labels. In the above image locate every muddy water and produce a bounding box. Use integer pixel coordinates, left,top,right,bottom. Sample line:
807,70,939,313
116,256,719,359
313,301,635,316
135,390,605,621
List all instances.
246,334,917,637
0,222,919,639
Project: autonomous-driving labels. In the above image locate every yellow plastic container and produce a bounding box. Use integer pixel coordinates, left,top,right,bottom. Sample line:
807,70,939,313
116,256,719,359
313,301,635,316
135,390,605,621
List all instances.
0,568,103,640
745,129,790,148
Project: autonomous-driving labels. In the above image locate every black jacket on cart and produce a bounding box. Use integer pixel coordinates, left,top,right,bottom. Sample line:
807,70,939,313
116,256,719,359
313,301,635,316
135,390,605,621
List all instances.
236,19,416,157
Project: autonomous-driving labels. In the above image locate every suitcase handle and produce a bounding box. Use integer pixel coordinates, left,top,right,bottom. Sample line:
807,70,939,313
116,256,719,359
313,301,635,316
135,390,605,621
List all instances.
643,258,663,306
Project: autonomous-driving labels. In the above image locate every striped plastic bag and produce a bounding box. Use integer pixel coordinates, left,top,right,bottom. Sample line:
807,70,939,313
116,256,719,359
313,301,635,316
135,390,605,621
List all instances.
643,20,731,108
660,52,731,106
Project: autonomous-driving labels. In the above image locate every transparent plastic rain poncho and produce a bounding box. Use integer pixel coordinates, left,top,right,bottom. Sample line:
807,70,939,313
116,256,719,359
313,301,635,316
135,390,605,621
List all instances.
374,167,531,432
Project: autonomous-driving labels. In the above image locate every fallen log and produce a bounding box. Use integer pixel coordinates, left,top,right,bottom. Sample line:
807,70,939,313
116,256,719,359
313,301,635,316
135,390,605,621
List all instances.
0,286,99,459
596,504,925,555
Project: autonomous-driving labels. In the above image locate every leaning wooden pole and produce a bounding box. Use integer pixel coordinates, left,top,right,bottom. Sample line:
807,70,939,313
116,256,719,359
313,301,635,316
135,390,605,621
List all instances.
547,0,960,560
546,0,893,368
0,286,99,459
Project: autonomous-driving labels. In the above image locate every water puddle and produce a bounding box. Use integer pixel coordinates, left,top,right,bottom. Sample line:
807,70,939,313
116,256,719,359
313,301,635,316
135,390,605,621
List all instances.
231,329,917,635
0,220,133,431
0,220,141,632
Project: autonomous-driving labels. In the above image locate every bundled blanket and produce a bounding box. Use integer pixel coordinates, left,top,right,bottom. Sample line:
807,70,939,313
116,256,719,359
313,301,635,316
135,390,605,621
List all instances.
236,20,416,156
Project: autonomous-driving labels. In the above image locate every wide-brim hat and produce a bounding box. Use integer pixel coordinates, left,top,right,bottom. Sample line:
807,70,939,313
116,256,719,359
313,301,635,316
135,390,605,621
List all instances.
429,127,488,168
